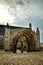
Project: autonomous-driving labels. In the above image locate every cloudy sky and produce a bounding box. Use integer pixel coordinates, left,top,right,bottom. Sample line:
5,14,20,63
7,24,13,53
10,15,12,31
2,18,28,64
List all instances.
0,0,43,42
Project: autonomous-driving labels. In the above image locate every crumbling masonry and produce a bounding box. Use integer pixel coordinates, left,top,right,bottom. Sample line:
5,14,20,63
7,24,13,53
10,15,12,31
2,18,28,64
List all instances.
0,23,40,53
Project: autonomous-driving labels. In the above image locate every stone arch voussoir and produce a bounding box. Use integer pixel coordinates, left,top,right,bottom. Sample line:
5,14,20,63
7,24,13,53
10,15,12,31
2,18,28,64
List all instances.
11,29,36,53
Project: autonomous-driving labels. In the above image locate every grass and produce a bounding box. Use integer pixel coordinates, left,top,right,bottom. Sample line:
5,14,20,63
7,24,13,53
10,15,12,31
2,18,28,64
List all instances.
0,49,43,65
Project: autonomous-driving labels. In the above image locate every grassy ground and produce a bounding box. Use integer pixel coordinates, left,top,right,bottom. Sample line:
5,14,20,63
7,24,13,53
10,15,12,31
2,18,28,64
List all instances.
0,50,43,65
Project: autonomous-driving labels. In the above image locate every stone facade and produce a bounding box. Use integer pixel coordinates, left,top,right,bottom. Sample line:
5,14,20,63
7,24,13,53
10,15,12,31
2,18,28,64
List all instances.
0,35,4,48
0,23,41,53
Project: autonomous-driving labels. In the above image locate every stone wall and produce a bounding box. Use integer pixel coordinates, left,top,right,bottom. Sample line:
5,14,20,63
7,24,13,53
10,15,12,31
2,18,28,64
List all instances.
4,26,40,52
0,35,4,49
3,23,40,52
4,27,11,50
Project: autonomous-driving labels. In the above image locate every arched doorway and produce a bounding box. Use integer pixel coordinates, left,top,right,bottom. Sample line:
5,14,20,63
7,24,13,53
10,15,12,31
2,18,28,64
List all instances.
16,35,29,53
11,29,36,53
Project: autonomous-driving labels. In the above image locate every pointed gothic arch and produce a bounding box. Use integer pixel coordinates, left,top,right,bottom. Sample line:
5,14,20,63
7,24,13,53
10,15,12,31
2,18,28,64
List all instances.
11,29,36,53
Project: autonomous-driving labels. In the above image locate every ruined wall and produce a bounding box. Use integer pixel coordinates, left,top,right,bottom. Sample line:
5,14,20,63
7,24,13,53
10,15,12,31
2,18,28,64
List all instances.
34,28,40,50
4,26,23,50
0,35,4,49
4,27,11,50
4,24,40,51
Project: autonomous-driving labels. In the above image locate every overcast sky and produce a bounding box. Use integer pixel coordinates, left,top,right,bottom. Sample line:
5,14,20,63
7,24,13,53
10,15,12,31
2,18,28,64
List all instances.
0,0,43,42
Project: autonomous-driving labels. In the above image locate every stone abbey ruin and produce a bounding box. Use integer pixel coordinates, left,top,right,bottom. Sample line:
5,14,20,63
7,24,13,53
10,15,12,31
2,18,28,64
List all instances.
0,23,41,53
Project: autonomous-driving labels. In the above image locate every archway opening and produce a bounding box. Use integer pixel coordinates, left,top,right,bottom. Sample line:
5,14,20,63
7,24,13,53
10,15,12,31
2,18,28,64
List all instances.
16,35,28,53
12,34,31,53
11,29,36,53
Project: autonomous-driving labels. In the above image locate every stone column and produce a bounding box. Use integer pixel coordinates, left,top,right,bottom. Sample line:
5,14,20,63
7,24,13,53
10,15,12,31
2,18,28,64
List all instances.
12,44,17,53
21,43,23,53
4,27,11,51
27,43,29,52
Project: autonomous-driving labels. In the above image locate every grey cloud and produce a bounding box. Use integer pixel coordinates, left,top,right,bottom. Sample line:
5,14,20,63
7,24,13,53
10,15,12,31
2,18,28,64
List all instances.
15,0,24,5
0,0,43,25
0,0,43,24
5,0,30,9
0,0,6,5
